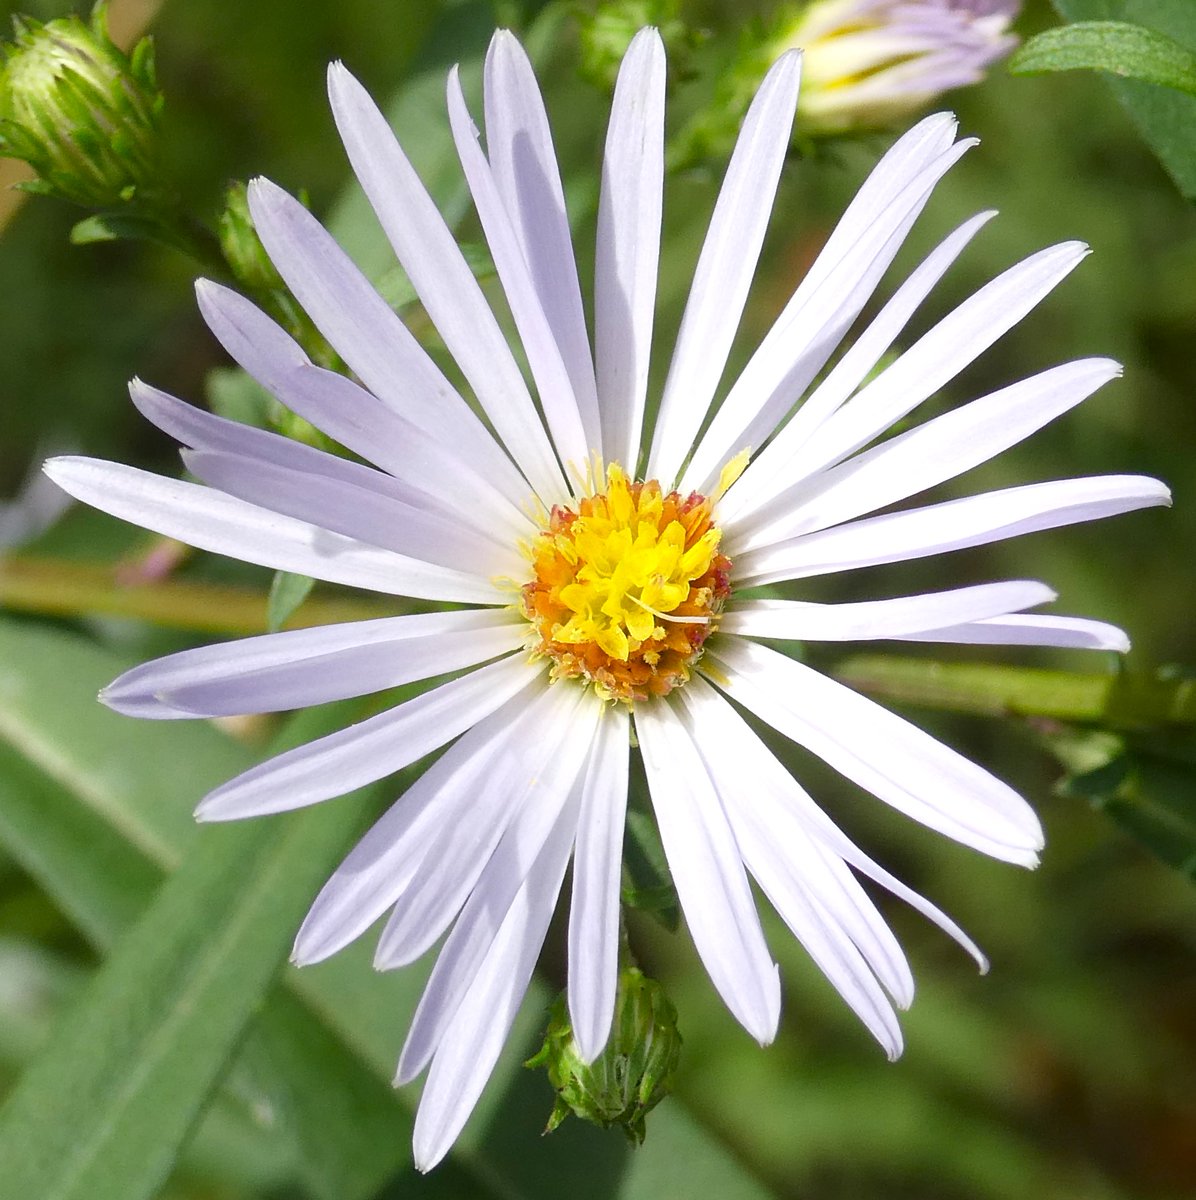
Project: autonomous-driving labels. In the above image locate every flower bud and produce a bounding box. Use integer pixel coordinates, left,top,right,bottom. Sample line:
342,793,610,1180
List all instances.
527,967,682,1143
0,2,166,208
785,0,1019,134
218,180,286,294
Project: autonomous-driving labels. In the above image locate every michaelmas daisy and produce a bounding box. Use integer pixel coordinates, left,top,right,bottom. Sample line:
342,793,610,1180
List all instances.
46,27,1168,1170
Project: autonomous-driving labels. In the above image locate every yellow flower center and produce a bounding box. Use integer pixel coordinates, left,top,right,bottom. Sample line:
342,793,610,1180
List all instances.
520,463,733,704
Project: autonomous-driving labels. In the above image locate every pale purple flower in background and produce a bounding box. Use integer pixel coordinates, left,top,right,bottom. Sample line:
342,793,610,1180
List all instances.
46,26,1166,1170
789,0,1020,131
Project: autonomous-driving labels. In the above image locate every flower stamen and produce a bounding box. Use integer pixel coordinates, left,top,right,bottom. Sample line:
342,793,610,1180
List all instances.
520,463,732,703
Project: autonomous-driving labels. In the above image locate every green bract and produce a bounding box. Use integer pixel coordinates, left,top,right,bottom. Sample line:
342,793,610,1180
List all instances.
0,2,164,209
528,968,682,1143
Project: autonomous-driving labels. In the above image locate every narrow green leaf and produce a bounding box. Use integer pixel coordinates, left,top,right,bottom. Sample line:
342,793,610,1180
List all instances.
0,619,780,1196
0,740,159,947
1011,20,1196,96
266,570,316,631
0,708,369,1200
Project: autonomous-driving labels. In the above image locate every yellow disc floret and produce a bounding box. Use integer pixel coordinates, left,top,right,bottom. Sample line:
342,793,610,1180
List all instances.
520,464,732,703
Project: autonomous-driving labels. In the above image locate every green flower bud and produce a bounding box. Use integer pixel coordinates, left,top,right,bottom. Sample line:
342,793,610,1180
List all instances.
527,967,682,1143
0,2,167,208
218,180,286,295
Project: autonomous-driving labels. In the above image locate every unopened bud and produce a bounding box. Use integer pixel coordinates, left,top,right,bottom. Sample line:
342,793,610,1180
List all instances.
218,180,286,293
527,967,682,1143
0,2,166,208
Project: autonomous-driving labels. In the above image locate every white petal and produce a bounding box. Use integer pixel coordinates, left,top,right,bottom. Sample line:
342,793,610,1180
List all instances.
718,209,995,524
291,676,556,964
567,704,630,1062
196,652,542,822
373,685,597,970
395,701,602,1080
242,180,529,505
181,447,518,578
483,31,601,452
446,67,591,474
761,241,1092,490
42,457,504,606
411,824,572,1172
196,282,534,541
326,63,569,505
692,112,964,506
734,475,1172,587
683,674,987,971
636,698,781,1044
899,613,1131,652
708,636,1044,864
721,581,1055,642
594,28,666,471
130,378,417,507
678,682,904,1055
103,610,527,720
682,135,977,497
736,358,1121,549
647,51,802,487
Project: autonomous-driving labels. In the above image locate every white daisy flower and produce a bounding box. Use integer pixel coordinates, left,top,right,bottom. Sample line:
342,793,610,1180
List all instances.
789,0,1020,132
46,27,1167,1170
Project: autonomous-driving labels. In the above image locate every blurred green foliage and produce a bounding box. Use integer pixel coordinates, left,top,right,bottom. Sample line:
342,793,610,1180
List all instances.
0,1,1193,1198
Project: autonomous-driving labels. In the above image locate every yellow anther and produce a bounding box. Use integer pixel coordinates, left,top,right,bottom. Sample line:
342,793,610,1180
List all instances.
520,461,733,703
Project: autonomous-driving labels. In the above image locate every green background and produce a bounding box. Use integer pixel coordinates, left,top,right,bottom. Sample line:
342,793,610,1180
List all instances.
0,1,1192,1197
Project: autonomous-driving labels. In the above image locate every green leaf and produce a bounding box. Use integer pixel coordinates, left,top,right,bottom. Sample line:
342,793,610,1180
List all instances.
266,570,316,631
1048,727,1196,880
0,705,370,1200
1011,20,1196,95
0,618,413,1200
1052,0,1196,198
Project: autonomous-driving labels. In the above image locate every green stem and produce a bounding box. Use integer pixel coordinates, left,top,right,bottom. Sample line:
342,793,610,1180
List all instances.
834,654,1196,730
0,555,400,635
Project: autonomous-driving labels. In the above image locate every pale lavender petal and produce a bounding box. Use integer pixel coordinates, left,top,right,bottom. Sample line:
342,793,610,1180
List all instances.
594,27,666,472
708,636,1044,864
682,134,977,496
446,67,591,474
195,281,534,539
102,610,527,720
718,209,996,524
395,700,604,1080
327,63,569,505
763,241,1092,490
42,457,504,606
373,685,597,970
647,51,802,487
636,698,781,1044
734,475,1173,587
735,358,1121,550
181,448,519,577
483,30,601,452
678,682,904,1054
196,652,542,822
567,704,631,1062
898,613,1131,651
411,823,573,1171
243,180,530,503
721,581,1055,642
684,674,986,970
292,678,558,964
